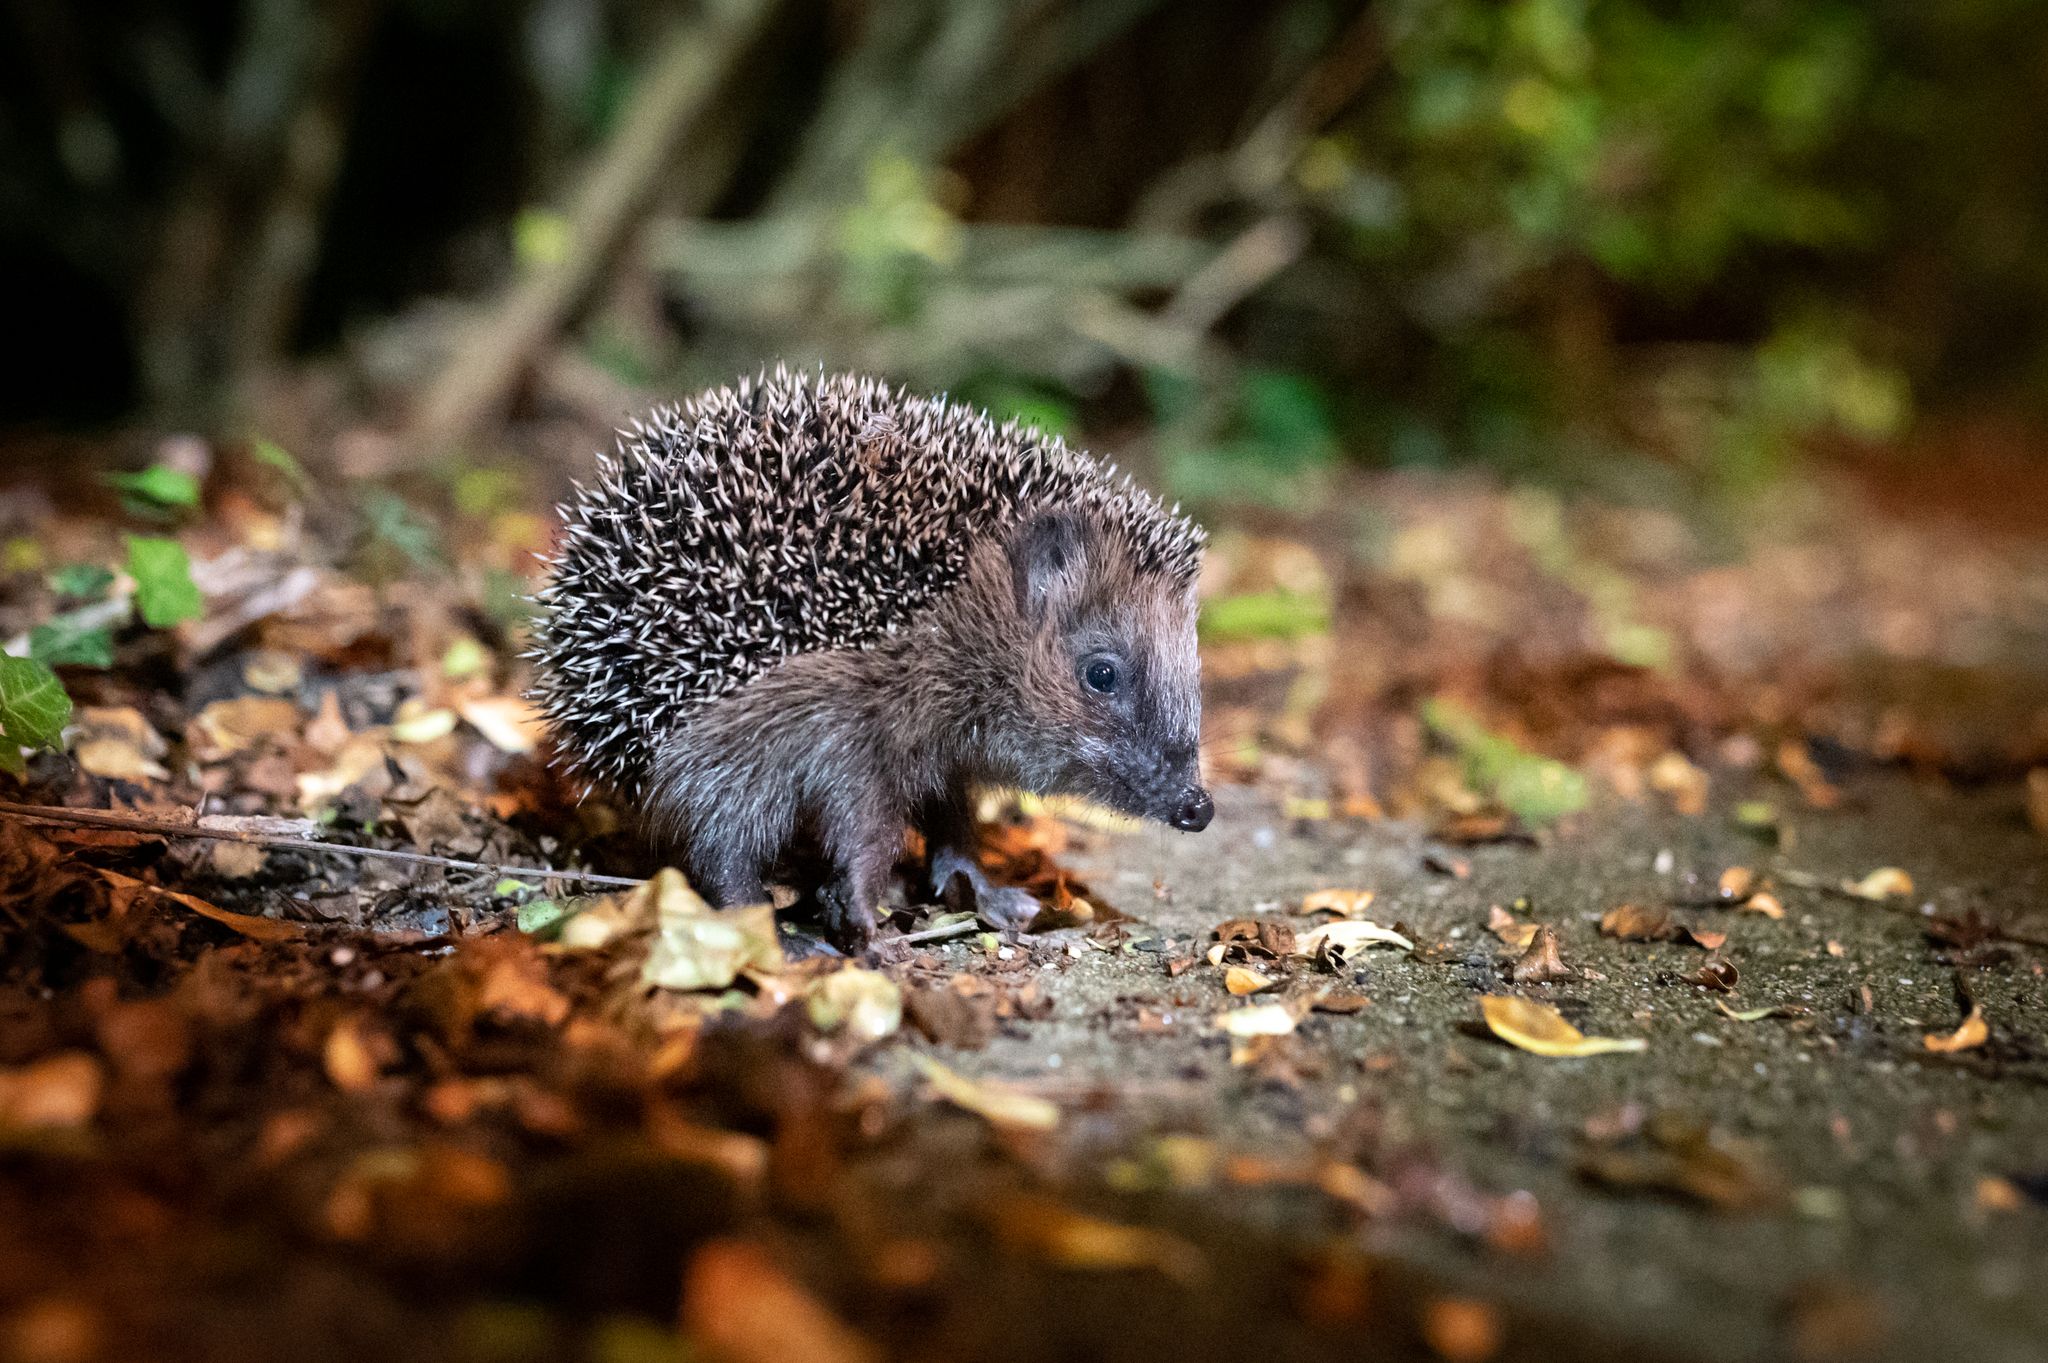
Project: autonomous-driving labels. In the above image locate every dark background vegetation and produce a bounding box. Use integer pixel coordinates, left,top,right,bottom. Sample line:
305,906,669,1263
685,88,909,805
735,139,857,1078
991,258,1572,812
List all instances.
7,0,2048,499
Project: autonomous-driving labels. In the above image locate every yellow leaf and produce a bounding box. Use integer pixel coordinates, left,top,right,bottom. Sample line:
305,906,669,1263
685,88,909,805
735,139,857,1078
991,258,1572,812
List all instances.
636,869,783,991
1479,995,1646,1057
1214,1002,1300,1037
1844,867,1913,900
1923,1005,1988,1054
806,968,902,1042
912,1054,1058,1131
1298,888,1375,917
1223,965,1273,996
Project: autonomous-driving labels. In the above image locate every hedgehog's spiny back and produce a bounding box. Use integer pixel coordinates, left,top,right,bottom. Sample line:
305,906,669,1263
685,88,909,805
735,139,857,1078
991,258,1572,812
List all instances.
531,368,1204,790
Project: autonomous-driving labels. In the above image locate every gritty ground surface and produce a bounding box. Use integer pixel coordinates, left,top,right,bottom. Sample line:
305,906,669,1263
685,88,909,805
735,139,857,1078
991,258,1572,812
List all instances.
892,777,2048,1363
4,451,2046,1363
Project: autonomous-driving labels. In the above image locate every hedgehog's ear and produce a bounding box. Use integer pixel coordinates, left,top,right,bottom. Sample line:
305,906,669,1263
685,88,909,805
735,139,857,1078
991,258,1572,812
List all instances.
1011,511,1090,622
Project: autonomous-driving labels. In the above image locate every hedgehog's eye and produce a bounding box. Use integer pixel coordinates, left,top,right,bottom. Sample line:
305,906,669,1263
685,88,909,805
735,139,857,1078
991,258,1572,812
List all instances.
1082,657,1121,695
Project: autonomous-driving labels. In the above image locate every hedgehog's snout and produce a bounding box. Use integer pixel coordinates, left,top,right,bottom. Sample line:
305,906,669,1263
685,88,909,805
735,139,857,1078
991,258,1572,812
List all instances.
1168,786,1214,832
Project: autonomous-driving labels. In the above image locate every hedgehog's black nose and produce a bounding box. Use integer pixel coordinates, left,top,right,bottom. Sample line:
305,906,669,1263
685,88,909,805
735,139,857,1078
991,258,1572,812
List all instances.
1169,787,1213,832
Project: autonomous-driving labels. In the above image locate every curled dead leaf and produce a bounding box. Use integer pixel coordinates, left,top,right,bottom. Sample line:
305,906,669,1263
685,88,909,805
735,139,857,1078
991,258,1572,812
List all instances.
1298,919,1413,957
1923,1005,1988,1054
1845,867,1914,901
1740,891,1784,919
1486,904,1538,949
1298,888,1376,918
1683,958,1740,993
1509,925,1572,984
1479,996,1646,1057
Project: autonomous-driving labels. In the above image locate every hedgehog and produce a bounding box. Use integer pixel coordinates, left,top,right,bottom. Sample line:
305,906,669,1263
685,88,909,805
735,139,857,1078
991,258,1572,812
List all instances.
530,367,1212,948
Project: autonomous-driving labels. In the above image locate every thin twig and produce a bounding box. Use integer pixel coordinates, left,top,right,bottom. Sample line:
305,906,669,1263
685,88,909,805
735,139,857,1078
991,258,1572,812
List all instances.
0,800,644,889
896,917,983,945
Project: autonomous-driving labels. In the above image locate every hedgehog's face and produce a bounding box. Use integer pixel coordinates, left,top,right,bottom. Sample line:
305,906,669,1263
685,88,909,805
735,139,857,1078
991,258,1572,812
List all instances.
1007,513,1212,832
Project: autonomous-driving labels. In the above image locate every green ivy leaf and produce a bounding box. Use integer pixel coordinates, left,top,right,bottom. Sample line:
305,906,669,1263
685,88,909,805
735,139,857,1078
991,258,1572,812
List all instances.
29,608,118,668
49,563,115,601
125,536,204,628
104,466,201,511
0,655,72,751
250,437,309,492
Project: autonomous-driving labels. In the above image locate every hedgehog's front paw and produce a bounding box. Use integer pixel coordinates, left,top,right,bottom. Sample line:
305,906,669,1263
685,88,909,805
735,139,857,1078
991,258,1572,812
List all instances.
932,849,1041,931
818,884,878,953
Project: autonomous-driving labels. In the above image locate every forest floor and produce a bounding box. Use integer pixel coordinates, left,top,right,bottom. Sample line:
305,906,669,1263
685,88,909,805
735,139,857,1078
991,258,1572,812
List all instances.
0,432,2044,1363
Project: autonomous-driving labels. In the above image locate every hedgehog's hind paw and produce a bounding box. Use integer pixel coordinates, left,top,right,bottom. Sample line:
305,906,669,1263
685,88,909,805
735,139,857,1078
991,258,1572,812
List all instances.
931,848,1041,931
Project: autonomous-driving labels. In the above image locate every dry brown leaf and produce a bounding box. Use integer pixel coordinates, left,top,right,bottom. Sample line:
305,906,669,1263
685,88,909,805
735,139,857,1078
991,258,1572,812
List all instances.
94,867,299,941
1599,903,1676,942
1677,925,1727,952
0,1052,104,1130
323,1015,388,1093
1298,888,1376,918
72,706,170,782
1486,904,1539,950
684,1238,881,1363
1649,750,1708,816
456,694,543,754
1923,1005,1988,1054
1311,989,1371,1014
1976,1176,2024,1213
1510,925,1572,983
207,840,268,878
191,696,302,757
986,1193,1206,1284
912,1054,1058,1131
1420,1297,1502,1363
1684,959,1740,993
1845,867,1914,901
475,949,572,1028
1777,740,1841,809
1479,996,1646,1057
303,689,352,754
1214,1002,1301,1038
241,650,303,695
1740,891,1784,919
1224,965,1275,996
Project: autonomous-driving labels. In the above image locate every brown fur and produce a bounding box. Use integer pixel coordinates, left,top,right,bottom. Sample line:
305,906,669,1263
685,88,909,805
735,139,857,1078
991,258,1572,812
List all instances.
645,509,1206,946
